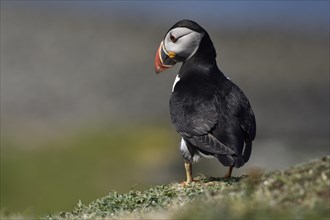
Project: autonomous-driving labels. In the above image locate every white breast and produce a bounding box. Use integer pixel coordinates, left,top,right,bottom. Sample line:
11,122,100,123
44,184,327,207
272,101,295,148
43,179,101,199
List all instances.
172,75,181,92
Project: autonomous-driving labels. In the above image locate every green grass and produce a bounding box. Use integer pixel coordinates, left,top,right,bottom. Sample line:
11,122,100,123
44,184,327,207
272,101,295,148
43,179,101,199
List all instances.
1,124,178,217
2,124,329,219
42,156,330,220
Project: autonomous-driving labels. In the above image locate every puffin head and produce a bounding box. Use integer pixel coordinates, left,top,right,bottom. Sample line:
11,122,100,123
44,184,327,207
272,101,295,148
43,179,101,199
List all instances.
154,20,215,74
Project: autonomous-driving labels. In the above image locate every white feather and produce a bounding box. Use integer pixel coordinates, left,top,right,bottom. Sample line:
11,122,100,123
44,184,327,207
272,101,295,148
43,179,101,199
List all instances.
172,75,181,92
179,138,215,163
164,27,204,61
180,138,191,159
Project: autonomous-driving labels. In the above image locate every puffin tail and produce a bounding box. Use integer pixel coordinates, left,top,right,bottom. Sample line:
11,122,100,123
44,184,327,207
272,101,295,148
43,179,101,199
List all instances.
242,140,252,163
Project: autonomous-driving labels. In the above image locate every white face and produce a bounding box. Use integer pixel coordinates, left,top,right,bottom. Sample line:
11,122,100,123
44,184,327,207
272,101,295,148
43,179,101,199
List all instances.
163,27,204,61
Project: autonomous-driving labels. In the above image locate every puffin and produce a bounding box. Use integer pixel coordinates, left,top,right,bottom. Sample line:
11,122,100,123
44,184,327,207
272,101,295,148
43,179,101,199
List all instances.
154,20,256,184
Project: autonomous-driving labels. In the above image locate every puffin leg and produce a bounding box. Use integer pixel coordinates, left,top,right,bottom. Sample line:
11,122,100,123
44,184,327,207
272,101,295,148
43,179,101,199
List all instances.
223,165,234,179
184,161,193,183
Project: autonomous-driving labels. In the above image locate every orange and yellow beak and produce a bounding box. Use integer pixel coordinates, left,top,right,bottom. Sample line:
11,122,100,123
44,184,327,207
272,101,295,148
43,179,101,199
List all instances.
154,41,177,74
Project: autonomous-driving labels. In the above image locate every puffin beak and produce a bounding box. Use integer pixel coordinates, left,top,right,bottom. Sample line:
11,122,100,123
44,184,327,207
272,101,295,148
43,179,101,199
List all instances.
154,41,177,74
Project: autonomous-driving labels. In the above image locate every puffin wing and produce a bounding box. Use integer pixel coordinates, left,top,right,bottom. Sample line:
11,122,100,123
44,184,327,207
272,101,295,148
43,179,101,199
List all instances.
241,106,256,141
233,89,256,142
170,95,235,155
239,101,256,162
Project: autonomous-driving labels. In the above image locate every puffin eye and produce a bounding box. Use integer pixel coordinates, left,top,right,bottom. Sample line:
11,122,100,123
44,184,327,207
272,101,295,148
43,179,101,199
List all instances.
170,34,178,43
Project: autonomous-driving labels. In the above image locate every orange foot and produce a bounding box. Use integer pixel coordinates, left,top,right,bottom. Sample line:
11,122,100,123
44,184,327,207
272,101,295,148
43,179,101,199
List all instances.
179,179,195,187
222,173,231,179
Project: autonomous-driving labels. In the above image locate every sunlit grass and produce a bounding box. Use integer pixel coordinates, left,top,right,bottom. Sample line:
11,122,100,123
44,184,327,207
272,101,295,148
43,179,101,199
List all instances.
2,124,329,219
1,123,178,217
44,156,330,220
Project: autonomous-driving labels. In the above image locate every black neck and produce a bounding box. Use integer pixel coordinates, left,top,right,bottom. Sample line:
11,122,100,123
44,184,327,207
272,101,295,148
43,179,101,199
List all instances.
178,34,228,81
189,33,217,65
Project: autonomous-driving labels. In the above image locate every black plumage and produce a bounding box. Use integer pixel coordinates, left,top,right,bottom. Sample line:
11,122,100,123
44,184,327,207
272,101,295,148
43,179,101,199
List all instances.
156,20,256,182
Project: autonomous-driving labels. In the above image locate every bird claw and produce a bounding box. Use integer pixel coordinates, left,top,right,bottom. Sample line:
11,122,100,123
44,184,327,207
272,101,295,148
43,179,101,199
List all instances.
179,179,195,186
222,174,231,179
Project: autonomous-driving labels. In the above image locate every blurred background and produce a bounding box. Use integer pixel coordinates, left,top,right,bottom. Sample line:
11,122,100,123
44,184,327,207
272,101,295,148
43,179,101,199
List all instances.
1,0,329,217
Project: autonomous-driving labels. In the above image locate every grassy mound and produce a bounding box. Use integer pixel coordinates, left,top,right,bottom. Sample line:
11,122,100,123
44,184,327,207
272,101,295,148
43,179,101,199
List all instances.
43,156,330,219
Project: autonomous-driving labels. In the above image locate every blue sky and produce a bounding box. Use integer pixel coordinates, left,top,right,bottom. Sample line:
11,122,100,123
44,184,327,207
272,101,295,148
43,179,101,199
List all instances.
3,1,329,31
